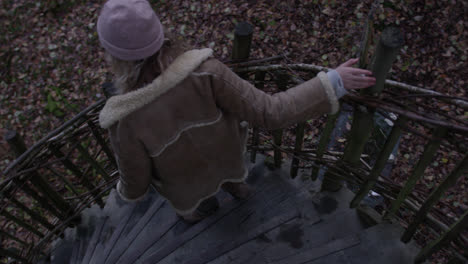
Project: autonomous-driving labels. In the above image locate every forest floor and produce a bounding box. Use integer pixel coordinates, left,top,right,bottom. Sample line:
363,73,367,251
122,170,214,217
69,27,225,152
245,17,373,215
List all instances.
1,0,467,262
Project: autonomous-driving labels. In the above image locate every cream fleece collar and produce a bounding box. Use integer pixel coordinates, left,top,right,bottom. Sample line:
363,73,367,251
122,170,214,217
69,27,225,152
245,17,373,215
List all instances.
99,48,214,129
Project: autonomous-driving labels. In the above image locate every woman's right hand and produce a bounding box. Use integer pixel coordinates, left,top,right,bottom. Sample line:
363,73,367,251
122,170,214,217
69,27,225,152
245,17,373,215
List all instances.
335,58,376,90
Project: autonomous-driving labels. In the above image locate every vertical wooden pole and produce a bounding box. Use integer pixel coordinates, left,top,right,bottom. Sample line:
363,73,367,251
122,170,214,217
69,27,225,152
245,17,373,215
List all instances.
4,130,27,157
384,126,448,220
311,112,339,181
273,130,283,168
232,22,253,62
290,122,305,178
350,116,407,208
366,27,405,95
0,229,30,246
414,210,468,264
50,144,104,207
9,178,64,219
9,196,55,231
5,130,72,216
321,27,404,192
1,209,44,237
87,120,117,168
76,143,110,181
232,22,254,164
401,153,468,243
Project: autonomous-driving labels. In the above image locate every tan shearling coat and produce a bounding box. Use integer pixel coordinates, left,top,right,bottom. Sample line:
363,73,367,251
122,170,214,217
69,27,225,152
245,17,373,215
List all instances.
99,46,339,215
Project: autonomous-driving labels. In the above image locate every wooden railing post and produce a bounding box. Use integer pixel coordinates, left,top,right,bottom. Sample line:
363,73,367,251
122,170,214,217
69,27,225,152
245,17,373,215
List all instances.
4,130,72,216
0,248,30,264
321,27,404,192
76,143,111,181
350,116,408,208
232,22,256,163
232,22,253,63
384,126,448,219
414,210,468,264
290,122,305,178
4,130,27,156
87,120,117,168
401,153,468,243
310,113,339,181
50,144,105,207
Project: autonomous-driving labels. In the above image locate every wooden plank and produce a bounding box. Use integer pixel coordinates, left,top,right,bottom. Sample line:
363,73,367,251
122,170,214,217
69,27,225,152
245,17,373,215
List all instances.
89,203,138,264
304,251,351,264
210,208,364,264
401,153,468,243
338,223,418,264
81,216,108,264
156,172,315,264
269,234,360,264
385,126,448,219
102,198,165,264
350,116,407,208
92,191,158,263
139,198,243,264
139,170,294,264
186,210,300,264
70,205,103,264
114,202,180,264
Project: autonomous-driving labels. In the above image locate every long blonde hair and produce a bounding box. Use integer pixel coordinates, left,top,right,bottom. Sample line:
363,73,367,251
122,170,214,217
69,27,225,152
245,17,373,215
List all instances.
105,32,189,94
105,53,147,95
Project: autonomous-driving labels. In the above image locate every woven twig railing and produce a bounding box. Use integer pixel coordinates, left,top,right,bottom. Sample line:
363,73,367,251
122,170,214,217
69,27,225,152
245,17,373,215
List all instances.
234,63,467,263
230,23,468,263
0,99,119,263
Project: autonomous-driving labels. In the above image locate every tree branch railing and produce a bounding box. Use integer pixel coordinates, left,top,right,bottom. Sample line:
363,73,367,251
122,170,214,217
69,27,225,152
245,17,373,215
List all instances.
0,99,119,263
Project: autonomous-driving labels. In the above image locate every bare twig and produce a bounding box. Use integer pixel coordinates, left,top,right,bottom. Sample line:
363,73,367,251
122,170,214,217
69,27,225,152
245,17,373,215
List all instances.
344,93,468,133
235,64,468,109
226,53,289,67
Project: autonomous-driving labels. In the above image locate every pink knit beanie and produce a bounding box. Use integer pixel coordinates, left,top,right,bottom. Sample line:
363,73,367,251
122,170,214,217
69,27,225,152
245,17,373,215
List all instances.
97,0,164,61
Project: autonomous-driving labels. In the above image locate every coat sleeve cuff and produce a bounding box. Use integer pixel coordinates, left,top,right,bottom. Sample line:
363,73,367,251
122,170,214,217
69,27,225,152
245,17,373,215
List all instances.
116,180,149,202
317,71,340,114
327,70,347,99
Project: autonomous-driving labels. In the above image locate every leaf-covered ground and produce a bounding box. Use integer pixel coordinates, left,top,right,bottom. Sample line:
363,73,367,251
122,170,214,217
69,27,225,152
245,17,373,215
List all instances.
1,0,467,262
